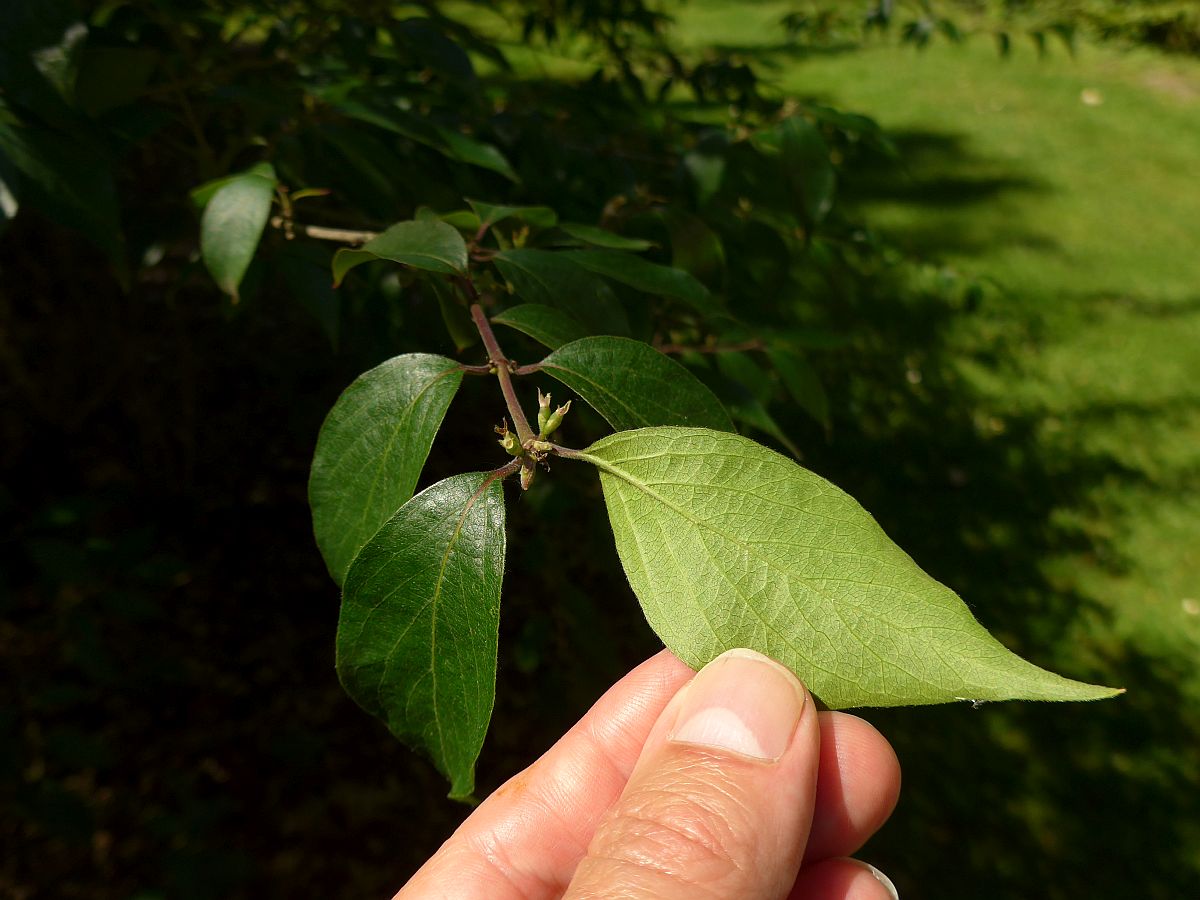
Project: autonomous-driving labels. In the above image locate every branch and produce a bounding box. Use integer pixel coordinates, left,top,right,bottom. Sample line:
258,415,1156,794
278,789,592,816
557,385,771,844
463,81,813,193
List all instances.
269,216,378,244
470,303,536,446
485,456,523,484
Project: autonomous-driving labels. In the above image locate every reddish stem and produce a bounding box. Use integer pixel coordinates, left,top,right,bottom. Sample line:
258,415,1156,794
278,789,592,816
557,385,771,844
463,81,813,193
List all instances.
470,303,536,446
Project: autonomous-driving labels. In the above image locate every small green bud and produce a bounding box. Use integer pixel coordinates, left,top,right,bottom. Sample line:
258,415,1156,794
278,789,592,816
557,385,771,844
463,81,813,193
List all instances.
519,460,536,490
537,388,552,435
495,420,522,457
541,399,572,437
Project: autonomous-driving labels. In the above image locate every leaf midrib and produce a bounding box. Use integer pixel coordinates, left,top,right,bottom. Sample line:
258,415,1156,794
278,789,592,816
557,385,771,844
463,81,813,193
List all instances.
581,448,946,696
370,476,497,778
344,364,460,563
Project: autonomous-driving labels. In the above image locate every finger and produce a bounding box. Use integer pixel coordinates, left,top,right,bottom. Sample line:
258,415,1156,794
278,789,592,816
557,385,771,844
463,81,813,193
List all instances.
397,649,693,900
787,857,900,900
564,648,820,900
804,712,901,862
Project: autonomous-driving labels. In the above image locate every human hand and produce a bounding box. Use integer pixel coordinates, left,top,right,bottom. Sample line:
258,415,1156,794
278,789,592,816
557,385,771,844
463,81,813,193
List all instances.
399,648,901,899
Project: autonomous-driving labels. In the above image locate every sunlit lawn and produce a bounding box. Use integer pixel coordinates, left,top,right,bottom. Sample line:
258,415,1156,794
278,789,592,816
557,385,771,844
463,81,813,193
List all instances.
485,3,1200,892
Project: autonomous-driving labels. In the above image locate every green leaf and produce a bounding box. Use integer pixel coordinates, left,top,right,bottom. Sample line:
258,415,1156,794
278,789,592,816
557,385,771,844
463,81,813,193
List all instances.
440,209,480,230
491,304,588,350
309,354,464,585
768,347,830,430
467,199,557,229
683,147,725,206
438,129,518,182
658,209,725,288
337,471,505,799
558,223,653,251
579,428,1122,709
493,248,629,336
539,337,734,432
0,103,125,270
778,116,836,225
561,249,720,316
430,278,478,352
713,352,801,458
0,153,18,235
332,219,468,286
200,162,277,300
279,242,340,350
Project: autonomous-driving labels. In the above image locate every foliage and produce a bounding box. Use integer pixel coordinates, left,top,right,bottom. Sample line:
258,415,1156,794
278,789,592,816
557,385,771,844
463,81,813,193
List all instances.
785,0,1200,57
2,0,1125,795
5,0,1176,892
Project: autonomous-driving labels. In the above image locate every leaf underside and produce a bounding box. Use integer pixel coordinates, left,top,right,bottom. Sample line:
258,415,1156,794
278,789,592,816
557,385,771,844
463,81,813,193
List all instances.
309,354,463,585
540,336,735,432
200,162,276,298
581,427,1121,709
337,472,506,799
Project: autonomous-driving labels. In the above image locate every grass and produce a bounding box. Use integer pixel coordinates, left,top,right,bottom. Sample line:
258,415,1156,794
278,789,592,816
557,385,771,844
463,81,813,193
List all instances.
775,30,1200,675
666,4,1200,897
446,4,1200,892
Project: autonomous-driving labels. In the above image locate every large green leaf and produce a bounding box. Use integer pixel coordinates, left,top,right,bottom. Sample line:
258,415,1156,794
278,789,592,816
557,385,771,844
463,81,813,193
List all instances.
309,354,464,585
579,427,1122,709
562,249,720,316
332,219,468,286
491,304,588,350
337,472,505,799
493,248,629,336
200,162,277,300
539,337,734,432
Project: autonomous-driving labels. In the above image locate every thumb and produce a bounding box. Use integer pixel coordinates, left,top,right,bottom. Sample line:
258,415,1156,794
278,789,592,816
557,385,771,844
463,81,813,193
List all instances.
564,648,820,900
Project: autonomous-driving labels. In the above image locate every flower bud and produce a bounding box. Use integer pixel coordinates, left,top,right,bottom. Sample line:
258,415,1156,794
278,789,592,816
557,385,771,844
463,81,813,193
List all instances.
542,399,572,437
519,460,536,490
537,388,553,435
497,427,522,457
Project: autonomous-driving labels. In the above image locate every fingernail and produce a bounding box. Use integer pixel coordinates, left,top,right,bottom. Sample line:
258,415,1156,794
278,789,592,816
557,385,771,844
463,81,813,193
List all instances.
848,860,899,900
668,648,806,761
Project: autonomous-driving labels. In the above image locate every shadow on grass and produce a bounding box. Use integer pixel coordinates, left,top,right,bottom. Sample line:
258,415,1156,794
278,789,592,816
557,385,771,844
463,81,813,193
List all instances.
838,129,1061,258
766,221,1200,896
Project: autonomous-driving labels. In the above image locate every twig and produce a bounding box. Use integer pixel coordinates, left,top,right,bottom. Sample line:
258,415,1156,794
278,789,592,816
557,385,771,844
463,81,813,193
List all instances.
269,216,378,244
486,457,523,483
470,303,536,446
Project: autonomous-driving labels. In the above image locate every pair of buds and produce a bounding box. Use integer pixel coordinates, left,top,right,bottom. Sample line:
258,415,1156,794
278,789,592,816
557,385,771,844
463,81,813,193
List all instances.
495,389,573,490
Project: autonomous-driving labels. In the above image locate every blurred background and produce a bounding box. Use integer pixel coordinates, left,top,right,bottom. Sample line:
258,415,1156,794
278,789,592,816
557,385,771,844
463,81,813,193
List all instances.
2,1,1198,897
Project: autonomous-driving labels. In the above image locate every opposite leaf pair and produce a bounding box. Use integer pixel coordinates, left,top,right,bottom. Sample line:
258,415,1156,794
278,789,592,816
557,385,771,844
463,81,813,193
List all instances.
310,340,1120,799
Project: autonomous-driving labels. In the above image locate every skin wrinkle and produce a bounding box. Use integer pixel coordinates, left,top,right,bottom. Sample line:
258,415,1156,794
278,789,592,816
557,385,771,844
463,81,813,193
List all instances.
403,653,694,899
397,652,900,900
586,760,763,889
570,853,729,900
